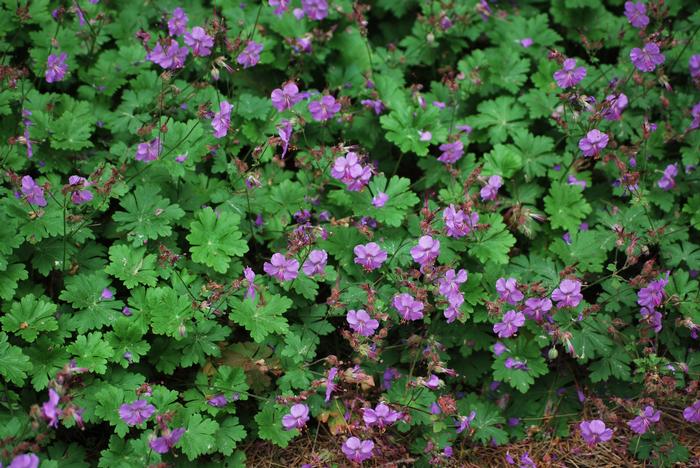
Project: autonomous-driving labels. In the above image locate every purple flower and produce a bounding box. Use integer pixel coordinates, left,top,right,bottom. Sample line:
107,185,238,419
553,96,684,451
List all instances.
168,8,188,36
208,394,228,407
438,269,468,297
372,192,389,207
480,175,503,201
382,368,400,390
277,119,293,158
347,309,379,337
523,297,553,321
325,367,338,402
135,138,162,162
212,101,233,138
271,83,301,111
353,242,387,271
630,43,665,72
69,175,93,205
184,27,214,56
331,152,372,191
342,437,374,463
578,129,609,157
496,278,524,305
567,175,587,189
119,400,156,425
551,279,583,308
683,400,700,423
418,130,432,141
438,140,464,164
690,55,700,79
45,53,68,83
627,406,661,434
42,389,62,427
301,0,328,20
21,176,47,207
8,454,40,468
149,427,185,454
505,357,528,370
641,307,663,332
493,310,525,338
579,420,613,445
553,58,586,88
443,205,478,238
456,410,477,434
308,95,341,122
244,267,256,299
637,275,668,309
433,101,446,109
363,403,401,428
237,41,263,68
282,403,310,430
269,0,290,15
264,253,299,281
302,249,327,276
624,2,649,29
520,38,533,48
602,93,628,121
493,342,508,356
410,235,440,266
657,164,678,191
100,288,114,300
392,293,424,321
423,374,442,389
147,42,188,69
691,102,700,130
361,99,384,115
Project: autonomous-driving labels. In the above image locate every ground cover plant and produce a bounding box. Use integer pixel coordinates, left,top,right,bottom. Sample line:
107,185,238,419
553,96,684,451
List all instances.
0,0,699,466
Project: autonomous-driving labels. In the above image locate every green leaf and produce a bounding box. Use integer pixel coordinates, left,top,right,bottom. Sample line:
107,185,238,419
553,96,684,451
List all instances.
187,207,248,273
94,386,130,436
568,315,614,361
216,417,247,456
0,263,28,301
0,332,32,385
105,245,158,288
491,336,549,393
281,332,318,364
550,230,609,273
544,183,591,232
113,185,185,246
1,294,58,342
469,214,516,265
105,318,150,367
213,366,250,400
25,337,70,390
589,351,632,382
469,97,527,143
380,107,448,156
507,129,558,181
229,295,291,343
255,405,296,448
60,273,124,333
482,144,522,178
145,287,195,339
50,100,96,150
180,413,219,461
364,175,419,227
67,332,114,374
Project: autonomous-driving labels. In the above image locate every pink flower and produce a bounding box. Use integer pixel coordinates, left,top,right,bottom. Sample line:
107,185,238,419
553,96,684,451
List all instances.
392,293,424,321
579,420,613,445
331,152,372,191
438,140,464,164
8,454,40,468
438,269,468,297
630,43,665,72
496,278,524,305
135,138,162,162
354,242,387,270
277,119,293,158
167,7,188,36
602,93,628,121
553,58,586,88
493,310,525,338
282,403,310,430
422,374,442,389
20,176,47,207
523,297,552,321
45,53,68,83
68,175,93,205
302,249,327,276
308,95,341,121
149,427,185,454
347,309,379,337
551,279,583,308
184,27,214,56
342,437,374,463
41,389,62,427
269,0,290,15
147,41,189,69
410,235,440,266
212,101,233,138
520,38,533,48
237,41,263,68
578,129,609,157
271,83,301,111
263,253,299,281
